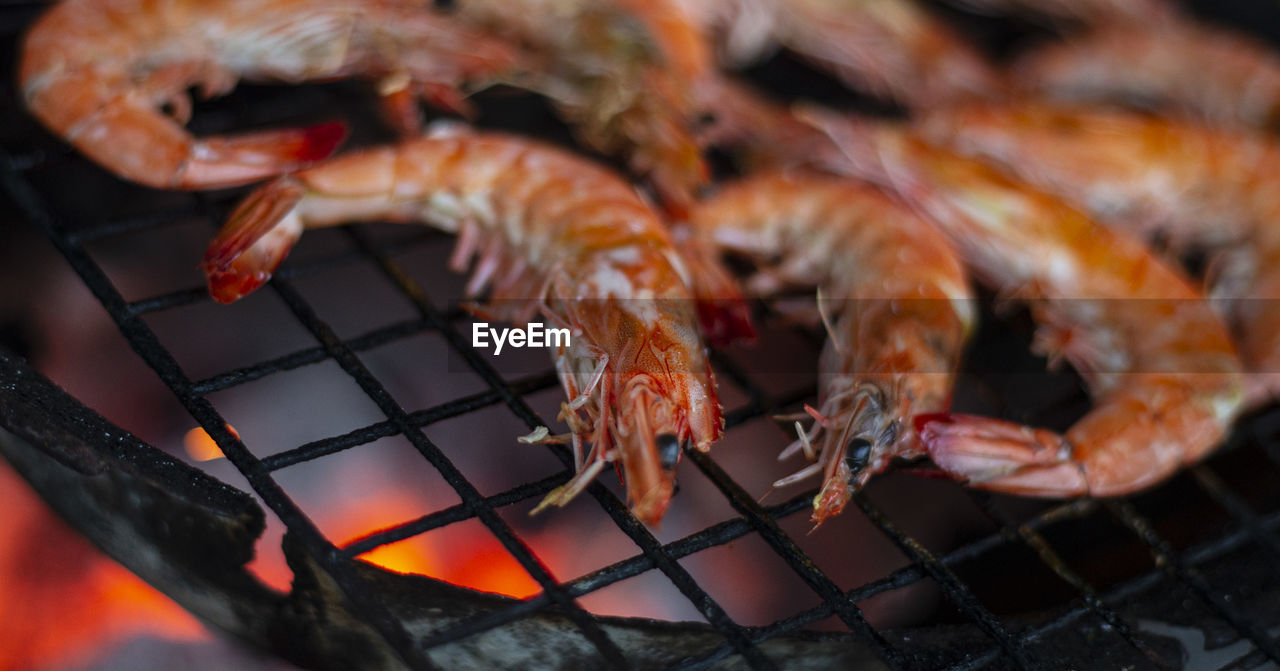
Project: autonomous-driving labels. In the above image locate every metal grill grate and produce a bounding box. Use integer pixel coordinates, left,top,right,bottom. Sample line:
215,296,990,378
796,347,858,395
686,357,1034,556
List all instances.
5,3,1280,669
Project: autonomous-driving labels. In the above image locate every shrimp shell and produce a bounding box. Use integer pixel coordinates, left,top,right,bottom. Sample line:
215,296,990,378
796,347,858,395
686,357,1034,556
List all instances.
20,0,520,189
805,113,1246,497
678,0,1004,109
201,126,724,525
1015,22,1280,129
686,171,973,522
447,0,714,213
917,101,1280,402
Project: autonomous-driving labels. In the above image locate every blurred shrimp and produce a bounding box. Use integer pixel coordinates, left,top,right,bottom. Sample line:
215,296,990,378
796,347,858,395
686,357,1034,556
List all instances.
917,101,1280,401
804,113,1245,497
937,0,1280,129
677,0,1004,109
19,0,521,189
692,77,838,171
449,0,715,213
685,171,973,522
1014,21,1280,129
200,125,726,525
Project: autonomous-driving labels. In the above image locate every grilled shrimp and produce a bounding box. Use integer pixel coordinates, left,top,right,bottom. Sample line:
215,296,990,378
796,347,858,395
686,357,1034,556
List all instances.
949,0,1280,128
917,102,1280,401
1014,22,1280,129
447,0,715,213
676,0,1003,109
805,115,1245,497
20,0,520,189
684,172,973,522
200,126,725,525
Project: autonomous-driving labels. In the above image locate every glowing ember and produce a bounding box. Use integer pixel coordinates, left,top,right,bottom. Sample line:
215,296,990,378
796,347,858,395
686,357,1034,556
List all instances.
0,464,207,671
352,532,542,599
359,534,440,576
335,495,541,598
446,545,542,599
183,424,238,462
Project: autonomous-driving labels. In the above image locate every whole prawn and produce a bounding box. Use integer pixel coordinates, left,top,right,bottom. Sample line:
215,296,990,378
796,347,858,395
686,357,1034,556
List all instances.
1013,20,1280,129
20,0,520,189
447,0,715,214
676,0,1004,110
200,125,725,525
805,114,1246,497
684,171,973,522
933,0,1280,129
917,101,1280,402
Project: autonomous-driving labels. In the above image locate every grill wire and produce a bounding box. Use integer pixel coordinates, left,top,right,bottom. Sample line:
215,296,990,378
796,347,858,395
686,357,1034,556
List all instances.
4,2,1280,670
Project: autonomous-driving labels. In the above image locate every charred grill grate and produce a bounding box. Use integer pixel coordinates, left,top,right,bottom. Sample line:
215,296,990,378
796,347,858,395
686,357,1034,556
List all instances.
4,2,1280,669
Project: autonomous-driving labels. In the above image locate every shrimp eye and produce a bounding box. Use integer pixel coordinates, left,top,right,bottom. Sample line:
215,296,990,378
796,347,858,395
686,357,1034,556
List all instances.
432,0,456,11
845,438,872,473
656,433,681,470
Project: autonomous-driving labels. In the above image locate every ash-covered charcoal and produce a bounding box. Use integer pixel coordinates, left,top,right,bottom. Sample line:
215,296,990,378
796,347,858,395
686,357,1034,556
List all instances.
280,534,887,671
0,349,281,642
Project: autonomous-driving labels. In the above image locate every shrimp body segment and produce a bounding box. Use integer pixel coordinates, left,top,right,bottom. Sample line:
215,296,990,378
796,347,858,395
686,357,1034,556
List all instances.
20,0,520,189
918,102,1280,401
201,128,724,525
918,103,1260,247
807,117,1246,497
687,172,973,522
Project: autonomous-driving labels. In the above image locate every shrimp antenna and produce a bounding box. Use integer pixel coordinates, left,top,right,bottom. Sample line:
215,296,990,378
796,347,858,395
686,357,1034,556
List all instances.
815,285,842,355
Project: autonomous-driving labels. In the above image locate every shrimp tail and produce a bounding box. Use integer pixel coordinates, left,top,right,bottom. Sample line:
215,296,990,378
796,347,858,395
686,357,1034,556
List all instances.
201,177,307,303
37,68,348,189
183,121,348,188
